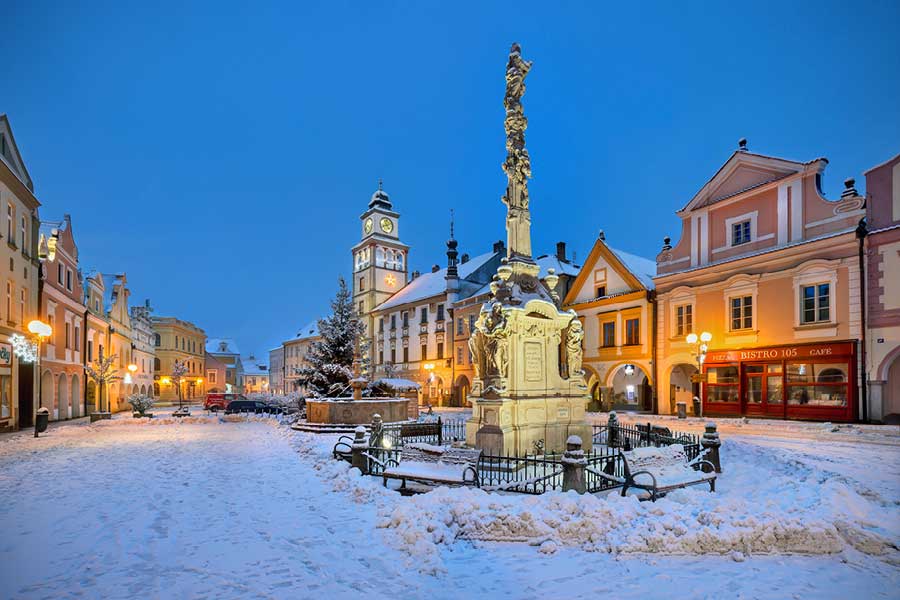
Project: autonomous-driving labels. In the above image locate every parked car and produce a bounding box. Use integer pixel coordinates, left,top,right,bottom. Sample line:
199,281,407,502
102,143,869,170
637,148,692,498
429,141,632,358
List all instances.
204,393,247,412
223,399,285,415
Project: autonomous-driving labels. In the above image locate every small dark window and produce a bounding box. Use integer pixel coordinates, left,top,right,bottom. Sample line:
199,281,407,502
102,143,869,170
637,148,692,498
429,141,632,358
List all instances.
596,286,606,298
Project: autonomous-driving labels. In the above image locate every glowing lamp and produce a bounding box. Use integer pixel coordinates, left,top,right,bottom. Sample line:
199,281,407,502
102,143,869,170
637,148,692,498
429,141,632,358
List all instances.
161,377,171,385
624,364,635,377
127,363,138,373
685,333,698,345
423,363,435,371
700,331,713,343
385,274,396,286
27,320,52,338
196,378,203,384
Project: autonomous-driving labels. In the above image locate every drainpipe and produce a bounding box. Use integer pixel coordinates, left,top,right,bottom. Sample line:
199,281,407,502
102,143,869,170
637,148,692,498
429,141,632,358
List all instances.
856,218,868,423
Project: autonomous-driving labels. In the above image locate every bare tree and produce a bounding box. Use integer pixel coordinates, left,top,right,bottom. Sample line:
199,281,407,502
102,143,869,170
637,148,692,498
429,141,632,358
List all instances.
84,350,122,413
171,359,189,409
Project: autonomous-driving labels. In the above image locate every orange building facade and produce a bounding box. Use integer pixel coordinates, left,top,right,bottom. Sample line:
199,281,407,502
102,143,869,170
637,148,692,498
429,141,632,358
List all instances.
654,141,866,422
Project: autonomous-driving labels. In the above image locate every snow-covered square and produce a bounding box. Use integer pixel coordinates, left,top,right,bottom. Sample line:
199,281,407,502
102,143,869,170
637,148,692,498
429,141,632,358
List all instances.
0,414,897,599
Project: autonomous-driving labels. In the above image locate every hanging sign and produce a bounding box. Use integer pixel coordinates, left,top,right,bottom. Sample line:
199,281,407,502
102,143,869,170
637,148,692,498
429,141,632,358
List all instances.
0,343,11,366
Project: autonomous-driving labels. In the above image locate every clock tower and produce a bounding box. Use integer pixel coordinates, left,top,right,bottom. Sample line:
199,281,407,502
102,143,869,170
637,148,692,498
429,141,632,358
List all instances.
351,181,409,343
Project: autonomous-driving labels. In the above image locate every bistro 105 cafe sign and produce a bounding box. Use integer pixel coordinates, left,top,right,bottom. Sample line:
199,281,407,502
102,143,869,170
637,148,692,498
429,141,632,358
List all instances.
704,342,853,364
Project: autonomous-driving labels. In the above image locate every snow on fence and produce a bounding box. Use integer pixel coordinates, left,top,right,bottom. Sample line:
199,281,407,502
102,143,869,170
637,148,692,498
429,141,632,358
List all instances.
337,417,711,495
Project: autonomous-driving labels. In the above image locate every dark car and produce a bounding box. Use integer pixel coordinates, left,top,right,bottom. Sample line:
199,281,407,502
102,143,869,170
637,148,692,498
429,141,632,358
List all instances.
223,400,285,415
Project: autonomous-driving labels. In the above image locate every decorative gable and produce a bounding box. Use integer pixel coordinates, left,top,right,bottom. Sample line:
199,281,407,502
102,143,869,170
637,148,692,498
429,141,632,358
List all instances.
0,115,34,192
563,236,654,306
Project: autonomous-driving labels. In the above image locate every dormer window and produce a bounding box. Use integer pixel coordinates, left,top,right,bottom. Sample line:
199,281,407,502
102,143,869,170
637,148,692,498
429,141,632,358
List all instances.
595,285,606,299
732,220,751,246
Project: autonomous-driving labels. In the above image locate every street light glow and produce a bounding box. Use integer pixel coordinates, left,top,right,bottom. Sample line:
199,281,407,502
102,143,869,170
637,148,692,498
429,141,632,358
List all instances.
127,363,138,373
700,331,713,343
27,320,52,338
686,333,698,344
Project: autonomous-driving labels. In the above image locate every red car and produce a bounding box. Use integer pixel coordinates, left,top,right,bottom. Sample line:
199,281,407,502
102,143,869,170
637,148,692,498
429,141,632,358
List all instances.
204,393,247,412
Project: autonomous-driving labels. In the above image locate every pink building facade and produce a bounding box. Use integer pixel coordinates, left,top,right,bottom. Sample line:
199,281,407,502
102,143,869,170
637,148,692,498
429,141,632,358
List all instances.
655,141,866,422
864,152,900,423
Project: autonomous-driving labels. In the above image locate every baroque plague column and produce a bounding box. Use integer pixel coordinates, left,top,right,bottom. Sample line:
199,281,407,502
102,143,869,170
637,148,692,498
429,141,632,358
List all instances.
466,44,591,456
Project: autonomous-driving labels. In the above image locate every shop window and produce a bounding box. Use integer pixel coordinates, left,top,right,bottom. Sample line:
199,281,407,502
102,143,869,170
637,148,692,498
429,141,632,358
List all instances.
625,318,640,345
731,220,751,246
730,296,753,331
675,304,693,337
786,362,848,406
801,283,830,324
706,365,739,402
602,321,616,347
0,374,10,419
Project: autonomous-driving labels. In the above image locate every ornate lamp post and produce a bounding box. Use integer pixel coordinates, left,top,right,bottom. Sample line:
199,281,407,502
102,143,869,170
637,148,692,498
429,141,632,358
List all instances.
125,362,137,385
27,320,52,409
686,331,712,417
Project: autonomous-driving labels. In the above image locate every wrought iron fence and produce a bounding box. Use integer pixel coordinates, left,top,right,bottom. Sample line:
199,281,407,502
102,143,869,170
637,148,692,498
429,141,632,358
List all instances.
363,447,401,475
477,453,565,494
592,421,702,462
585,446,625,493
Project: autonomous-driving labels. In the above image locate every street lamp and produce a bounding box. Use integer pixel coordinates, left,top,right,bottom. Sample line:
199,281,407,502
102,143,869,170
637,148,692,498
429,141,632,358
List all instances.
27,320,52,409
125,363,137,384
686,331,712,417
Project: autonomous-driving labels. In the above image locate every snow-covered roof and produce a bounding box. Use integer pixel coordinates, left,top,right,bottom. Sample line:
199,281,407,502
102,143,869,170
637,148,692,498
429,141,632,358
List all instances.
207,338,240,355
609,247,657,290
296,320,320,340
375,250,498,312
535,255,581,278
242,355,269,375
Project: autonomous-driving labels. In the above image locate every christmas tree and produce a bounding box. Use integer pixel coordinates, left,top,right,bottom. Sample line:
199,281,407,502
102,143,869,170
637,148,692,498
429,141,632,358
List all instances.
299,277,366,397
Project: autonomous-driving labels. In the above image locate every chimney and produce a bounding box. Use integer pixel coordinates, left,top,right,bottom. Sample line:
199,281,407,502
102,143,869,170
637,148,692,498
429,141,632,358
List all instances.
411,270,420,280
461,253,470,264
492,240,506,253
738,137,748,152
431,264,440,273
598,230,605,241
556,241,566,261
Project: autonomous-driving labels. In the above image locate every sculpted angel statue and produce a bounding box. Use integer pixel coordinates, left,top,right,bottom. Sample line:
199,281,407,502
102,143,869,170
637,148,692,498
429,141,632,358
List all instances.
565,319,584,378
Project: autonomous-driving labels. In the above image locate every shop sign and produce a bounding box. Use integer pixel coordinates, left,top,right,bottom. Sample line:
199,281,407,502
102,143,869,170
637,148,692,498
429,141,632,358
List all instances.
705,342,854,364
690,373,707,383
0,343,11,366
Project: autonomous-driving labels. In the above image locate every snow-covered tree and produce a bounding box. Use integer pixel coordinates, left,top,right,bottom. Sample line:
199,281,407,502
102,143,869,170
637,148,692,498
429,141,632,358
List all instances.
84,351,122,413
127,393,154,416
171,359,189,408
298,277,365,397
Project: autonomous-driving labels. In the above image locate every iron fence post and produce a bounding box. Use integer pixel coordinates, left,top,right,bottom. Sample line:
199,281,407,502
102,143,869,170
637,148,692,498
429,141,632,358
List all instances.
701,421,722,473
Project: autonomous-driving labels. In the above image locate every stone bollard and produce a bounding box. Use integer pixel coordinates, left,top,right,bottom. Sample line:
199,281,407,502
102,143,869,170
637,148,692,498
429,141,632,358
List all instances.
701,422,722,473
561,435,587,494
607,411,619,448
369,413,384,448
350,426,369,473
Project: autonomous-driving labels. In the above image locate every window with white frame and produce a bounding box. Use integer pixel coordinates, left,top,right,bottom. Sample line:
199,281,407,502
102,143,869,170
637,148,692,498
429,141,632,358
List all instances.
730,295,753,331
19,216,26,250
731,220,751,246
6,204,12,242
675,303,693,336
801,283,830,324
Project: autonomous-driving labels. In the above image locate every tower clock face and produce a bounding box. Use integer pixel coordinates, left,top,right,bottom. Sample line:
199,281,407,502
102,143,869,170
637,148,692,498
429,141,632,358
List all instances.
363,218,373,234
379,217,394,233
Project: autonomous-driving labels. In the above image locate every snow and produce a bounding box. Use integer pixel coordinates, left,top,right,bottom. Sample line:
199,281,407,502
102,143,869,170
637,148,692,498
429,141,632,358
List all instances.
373,377,421,390
609,246,657,289
0,413,897,598
375,250,498,312
295,319,320,340
205,337,240,355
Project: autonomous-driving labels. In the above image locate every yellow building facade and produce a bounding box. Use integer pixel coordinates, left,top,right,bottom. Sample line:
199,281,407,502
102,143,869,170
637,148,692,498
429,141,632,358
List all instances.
151,316,206,403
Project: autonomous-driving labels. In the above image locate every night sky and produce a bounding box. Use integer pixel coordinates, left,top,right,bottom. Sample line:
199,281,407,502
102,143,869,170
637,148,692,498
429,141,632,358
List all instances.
3,1,899,356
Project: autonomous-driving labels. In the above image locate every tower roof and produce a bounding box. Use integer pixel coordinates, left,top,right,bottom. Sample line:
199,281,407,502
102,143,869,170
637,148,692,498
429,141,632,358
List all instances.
368,179,392,210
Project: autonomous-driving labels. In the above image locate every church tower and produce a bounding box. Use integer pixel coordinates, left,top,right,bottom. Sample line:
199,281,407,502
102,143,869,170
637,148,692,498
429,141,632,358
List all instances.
351,181,410,343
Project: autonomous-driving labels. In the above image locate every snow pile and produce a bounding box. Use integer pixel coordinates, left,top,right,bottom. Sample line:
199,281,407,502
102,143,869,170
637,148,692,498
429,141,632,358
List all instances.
368,439,899,568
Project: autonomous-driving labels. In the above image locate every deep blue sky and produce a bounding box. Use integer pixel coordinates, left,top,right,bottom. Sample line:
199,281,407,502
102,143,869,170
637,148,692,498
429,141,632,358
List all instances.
3,1,899,356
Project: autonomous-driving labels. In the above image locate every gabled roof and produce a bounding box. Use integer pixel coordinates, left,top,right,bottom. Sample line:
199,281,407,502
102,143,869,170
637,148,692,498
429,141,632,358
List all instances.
563,237,656,306
206,338,240,355
0,114,34,192
374,250,498,312
535,255,581,277
242,355,269,375
680,149,825,213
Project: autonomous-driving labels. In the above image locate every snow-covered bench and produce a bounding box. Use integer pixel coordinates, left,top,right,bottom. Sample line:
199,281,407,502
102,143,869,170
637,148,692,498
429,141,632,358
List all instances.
382,444,481,492
596,445,716,501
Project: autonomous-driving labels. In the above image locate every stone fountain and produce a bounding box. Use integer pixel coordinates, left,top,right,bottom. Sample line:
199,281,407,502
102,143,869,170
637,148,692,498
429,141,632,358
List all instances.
465,43,591,456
